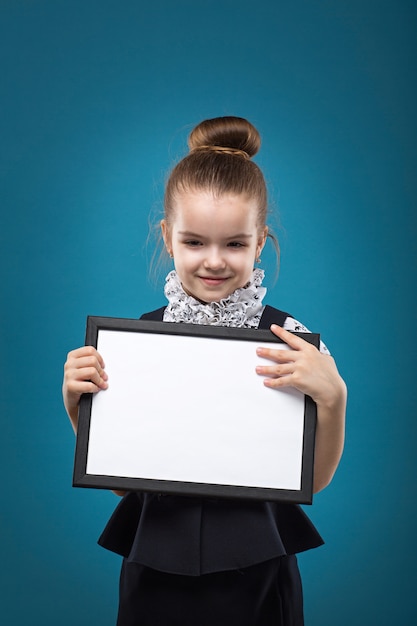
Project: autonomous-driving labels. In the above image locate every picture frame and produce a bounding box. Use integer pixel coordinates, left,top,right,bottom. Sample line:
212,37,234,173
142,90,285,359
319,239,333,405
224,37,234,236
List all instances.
73,316,320,503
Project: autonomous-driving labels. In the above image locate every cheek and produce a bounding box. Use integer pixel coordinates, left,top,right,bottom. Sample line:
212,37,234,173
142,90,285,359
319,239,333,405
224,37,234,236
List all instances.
232,256,256,280
172,249,197,272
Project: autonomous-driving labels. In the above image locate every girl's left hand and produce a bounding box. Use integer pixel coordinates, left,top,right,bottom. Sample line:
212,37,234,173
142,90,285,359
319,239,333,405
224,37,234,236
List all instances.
256,324,347,492
255,324,343,409
256,324,347,493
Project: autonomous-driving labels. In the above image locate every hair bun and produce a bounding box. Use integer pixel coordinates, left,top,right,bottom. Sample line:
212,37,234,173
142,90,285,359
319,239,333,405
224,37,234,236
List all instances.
188,116,261,158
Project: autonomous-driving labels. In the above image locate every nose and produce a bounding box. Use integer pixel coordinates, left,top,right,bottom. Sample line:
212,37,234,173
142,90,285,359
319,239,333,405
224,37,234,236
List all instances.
203,246,226,271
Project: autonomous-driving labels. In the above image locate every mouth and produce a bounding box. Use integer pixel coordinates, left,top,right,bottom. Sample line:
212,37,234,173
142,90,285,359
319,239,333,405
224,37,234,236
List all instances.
198,276,230,286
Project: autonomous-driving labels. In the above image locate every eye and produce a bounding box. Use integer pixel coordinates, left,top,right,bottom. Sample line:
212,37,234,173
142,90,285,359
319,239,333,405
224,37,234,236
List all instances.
184,240,203,247
227,241,245,248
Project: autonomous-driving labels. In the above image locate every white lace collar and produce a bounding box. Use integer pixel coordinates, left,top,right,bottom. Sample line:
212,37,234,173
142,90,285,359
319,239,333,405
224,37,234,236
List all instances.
163,269,266,328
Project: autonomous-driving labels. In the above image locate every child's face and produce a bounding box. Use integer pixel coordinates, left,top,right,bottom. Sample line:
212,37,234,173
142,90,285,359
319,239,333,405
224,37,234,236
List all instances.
161,190,267,303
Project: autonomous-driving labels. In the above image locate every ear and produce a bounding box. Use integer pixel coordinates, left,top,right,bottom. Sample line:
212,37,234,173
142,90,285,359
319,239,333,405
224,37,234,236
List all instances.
160,219,172,256
256,226,268,258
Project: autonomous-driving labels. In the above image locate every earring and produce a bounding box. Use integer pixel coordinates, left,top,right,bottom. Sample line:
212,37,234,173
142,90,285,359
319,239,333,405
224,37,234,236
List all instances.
256,256,261,264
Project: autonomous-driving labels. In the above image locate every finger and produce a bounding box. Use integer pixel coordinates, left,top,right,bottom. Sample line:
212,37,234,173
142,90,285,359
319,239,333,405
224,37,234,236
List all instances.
79,360,108,382
65,366,104,392
67,378,106,395
89,346,106,370
67,346,106,369
65,361,108,391
66,354,108,382
262,375,293,390
269,324,311,350
256,363,294,378
256,347,298,363
79,365,108,385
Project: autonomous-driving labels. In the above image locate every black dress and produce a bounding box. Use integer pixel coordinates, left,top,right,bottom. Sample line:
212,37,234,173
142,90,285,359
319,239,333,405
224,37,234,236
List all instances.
98,305,324,625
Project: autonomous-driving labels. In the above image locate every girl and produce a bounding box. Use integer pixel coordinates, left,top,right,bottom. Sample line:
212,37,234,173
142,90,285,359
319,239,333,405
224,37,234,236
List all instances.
63,116,346,625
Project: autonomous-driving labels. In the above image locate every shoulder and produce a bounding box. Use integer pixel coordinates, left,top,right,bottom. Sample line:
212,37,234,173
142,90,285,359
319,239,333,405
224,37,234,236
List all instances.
261,305,330,354
283,316,330,355
258,304,293,329
139,306,166,321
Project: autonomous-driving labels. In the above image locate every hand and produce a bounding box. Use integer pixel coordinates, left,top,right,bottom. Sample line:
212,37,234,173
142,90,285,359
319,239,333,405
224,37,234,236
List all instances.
62,346,108,431
255,324,343,409
256,324,347,492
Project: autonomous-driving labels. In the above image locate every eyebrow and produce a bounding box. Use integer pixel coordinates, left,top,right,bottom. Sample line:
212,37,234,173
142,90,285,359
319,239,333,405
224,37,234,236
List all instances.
177,231,253,239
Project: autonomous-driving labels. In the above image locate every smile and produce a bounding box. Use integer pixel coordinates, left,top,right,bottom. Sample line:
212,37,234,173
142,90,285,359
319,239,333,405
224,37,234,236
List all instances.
199,276,229,286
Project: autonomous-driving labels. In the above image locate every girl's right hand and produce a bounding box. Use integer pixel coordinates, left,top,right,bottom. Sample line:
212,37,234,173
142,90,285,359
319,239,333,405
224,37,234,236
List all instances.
62,346,108,433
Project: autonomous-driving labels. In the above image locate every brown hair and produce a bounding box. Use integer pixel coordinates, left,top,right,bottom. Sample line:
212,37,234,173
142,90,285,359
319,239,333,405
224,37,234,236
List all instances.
164,116,268,234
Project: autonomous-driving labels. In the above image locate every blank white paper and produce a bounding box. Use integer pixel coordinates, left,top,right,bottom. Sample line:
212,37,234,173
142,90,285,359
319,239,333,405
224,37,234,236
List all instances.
86,330,305,491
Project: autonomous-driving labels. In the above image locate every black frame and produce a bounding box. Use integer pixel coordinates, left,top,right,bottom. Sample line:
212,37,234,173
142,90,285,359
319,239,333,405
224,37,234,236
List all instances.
73,316,319,503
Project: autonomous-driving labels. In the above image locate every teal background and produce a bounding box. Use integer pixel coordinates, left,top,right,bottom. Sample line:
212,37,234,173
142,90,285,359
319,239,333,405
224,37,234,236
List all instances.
1,1,416,624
